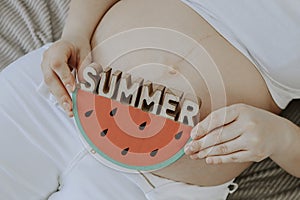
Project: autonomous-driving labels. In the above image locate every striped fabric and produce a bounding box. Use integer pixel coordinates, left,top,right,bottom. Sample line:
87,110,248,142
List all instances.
229,100,300,200
0,0,70,70
1,0,299,199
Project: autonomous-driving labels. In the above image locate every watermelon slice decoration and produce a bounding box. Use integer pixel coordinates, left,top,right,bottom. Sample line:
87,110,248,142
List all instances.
73,88,192,172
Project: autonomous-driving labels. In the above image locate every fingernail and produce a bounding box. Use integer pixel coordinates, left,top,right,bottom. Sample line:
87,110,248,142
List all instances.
68,111,74,118
190,130,197,139
197,151,205,159
190,154,198,160
184,144,190,153
191,127,200,139
187,144,194,152
66,84,74,93
206,157,213,164
63,102,70,111
189,142,199,151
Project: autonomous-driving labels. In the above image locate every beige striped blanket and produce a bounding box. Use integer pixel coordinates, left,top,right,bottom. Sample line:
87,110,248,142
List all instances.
0,0,69,70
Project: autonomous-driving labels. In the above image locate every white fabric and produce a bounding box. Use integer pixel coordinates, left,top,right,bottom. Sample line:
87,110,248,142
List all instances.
0,45,235,199
182,0,300,109
125,172,238,200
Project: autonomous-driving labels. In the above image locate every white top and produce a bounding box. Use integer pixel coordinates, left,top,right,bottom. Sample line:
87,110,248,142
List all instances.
182,0,300,109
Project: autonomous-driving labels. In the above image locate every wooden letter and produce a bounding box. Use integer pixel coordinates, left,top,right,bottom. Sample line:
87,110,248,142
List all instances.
116,74,143,107
160,88,183,121
178,95,201,126
98,67,122,99
80,63,101,93
138,81,165,115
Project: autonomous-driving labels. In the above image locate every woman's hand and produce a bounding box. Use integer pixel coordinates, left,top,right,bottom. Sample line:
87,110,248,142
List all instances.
41,38,91,117
184,103,290,165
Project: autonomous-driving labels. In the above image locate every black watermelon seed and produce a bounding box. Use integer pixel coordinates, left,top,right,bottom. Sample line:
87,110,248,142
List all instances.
100,129,108,137
121,147,129,155
110,108,117,117
175,131,183,140
150,149,159,157
139,122,147,130
85,110,93,117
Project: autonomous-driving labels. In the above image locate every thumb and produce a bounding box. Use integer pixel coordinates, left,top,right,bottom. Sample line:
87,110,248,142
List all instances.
77,47,92,83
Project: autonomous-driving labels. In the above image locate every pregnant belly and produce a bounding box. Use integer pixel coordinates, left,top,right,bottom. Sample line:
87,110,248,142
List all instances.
90,0,279,186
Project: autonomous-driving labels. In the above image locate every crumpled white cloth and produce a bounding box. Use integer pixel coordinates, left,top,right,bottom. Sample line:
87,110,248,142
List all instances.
182,0,300,109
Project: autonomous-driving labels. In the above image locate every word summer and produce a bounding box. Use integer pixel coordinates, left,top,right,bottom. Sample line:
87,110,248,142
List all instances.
79,64,201,127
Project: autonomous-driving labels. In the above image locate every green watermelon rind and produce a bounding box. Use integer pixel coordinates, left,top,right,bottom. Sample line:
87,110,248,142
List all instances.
72,89,189,172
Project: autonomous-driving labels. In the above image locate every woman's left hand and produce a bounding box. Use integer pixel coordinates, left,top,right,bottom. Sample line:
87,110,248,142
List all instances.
184,103,287,164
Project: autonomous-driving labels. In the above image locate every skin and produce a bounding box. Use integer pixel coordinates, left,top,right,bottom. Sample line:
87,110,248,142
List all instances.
41,0,119,117
185,103,300,178
41,0,300,187
90,0,282,186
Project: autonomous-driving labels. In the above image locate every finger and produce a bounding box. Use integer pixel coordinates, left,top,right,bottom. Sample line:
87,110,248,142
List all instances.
77,50,93,83
190,136,244,159
50,58,76,93
190,104,239,140
196,121,244,151
79,48,92,68
42,67,73,117
204,151,252,164
185,121,242,155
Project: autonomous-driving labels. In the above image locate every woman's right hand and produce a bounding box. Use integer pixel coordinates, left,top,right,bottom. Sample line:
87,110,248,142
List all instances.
41,39,91,117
